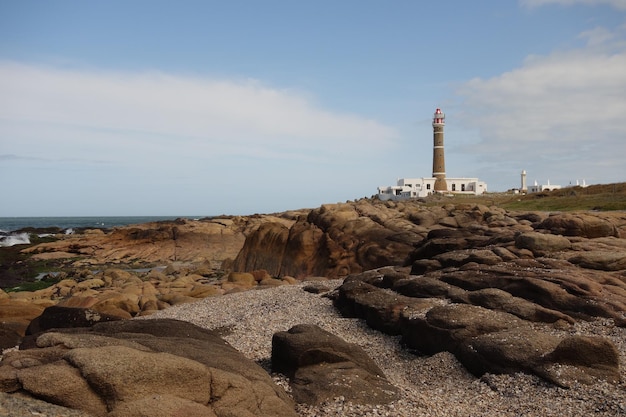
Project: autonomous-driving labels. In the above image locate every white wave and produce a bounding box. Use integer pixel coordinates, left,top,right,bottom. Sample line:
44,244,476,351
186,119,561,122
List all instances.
65,228,74,235
0,232,31,247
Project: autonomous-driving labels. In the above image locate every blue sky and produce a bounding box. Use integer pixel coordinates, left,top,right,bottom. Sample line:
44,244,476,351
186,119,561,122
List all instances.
1,0,625,216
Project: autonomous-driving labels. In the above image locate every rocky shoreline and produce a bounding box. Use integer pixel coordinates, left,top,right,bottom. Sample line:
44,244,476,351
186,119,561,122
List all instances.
148,280,626,416
1,198,625,416
3,279,624,416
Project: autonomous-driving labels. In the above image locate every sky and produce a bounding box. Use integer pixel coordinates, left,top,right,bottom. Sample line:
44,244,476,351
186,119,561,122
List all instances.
1,0,625,216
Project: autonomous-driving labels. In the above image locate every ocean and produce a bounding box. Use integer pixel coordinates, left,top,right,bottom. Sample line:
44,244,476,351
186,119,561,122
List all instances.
0,216,202,247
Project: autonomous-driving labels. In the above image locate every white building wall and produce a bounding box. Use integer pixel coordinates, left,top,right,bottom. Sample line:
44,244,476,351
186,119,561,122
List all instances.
378,177,486,201
527,180,562,193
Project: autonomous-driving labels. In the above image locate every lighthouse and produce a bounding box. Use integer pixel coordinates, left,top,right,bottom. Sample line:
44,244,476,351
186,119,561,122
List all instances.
377,105,488,200
432,108,447,192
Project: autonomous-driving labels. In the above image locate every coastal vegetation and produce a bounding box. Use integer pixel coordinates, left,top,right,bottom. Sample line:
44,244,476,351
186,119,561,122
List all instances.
422,182,626,211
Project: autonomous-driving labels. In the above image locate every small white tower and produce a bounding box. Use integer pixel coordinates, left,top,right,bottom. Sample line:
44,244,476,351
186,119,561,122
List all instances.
521,170,527,193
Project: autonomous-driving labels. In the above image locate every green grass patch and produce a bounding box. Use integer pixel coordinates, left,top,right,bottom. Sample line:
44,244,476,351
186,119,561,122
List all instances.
418,182,626,212
5,276,60,293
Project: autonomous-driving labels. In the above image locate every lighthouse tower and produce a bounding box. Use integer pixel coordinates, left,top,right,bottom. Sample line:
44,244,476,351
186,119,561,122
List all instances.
432,108,447,192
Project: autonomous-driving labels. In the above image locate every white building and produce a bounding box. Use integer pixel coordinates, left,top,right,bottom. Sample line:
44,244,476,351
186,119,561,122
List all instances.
378,177,487,200
518,170,587,194
527,180,562,193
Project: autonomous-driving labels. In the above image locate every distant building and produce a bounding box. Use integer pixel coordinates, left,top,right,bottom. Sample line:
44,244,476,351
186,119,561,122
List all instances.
516,171,588,194
377,108,487,200
378,177,487,199
527,180,562,193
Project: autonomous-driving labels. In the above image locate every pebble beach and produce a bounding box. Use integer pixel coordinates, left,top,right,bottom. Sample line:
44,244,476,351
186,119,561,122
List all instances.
147,280,626,417
2,279,625,417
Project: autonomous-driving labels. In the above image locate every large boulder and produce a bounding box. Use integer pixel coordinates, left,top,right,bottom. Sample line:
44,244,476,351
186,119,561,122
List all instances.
567,250,626,271
537,213,619,238
515,231,572,255
272,324,398,405
233,201,425,278
230,222,291,277
0,319,296,417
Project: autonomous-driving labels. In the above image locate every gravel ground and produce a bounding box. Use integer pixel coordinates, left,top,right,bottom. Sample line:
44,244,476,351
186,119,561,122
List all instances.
147,280,626,417
2,279,625,416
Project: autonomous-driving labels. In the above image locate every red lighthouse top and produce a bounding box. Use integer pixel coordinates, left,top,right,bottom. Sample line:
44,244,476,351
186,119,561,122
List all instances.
433,108,445,125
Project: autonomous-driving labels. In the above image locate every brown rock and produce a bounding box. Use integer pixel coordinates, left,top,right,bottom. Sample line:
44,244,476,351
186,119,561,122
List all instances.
0,300,45,349
227,271,256,287
568,250,626,271
109,394,218,417
538,213,619,238
392,276,467,303
73,278,105,292
17,361,108,416
334,278,436,335
457,327,562,377
466,288,575,324
434,248,503,268
259,278,288,287
66,345,212,405
186,284,223,298
539,335,621,386
272,324,397,405
57,295,99,309
251,269,272,282
0,319,296,417
401,304,524,355
159,293,200,306
234,201,423,279
231,222,290,277
515,231,571,254
90,292,140,317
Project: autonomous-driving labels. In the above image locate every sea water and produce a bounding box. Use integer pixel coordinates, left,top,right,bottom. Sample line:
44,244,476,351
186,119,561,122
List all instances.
0,216,201,247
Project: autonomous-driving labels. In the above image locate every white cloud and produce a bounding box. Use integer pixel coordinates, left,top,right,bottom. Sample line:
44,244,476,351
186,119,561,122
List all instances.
520,0,626,10
456,25,626,187
0,62,397,163
578,26,616,46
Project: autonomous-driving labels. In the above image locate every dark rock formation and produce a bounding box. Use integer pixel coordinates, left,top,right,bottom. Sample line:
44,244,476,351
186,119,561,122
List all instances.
229,200,626,387
233,200,626,280
334,264,623,388
0,319,296,417
23,305,124,347
234,201,430,278
272,324,397,405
